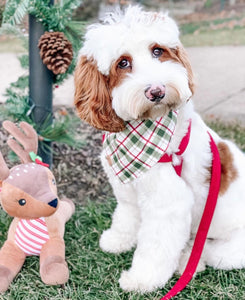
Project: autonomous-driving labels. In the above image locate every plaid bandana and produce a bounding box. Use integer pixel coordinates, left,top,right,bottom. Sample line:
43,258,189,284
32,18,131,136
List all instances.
103,110,178,183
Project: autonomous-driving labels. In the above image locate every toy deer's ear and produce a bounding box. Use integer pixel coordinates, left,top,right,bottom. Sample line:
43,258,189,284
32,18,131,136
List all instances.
74,56,125,132
0,152,10,181
3,121,38,164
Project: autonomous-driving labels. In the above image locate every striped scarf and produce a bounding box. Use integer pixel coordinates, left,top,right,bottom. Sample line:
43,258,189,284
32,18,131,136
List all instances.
15,217,49,256
103,110,177,183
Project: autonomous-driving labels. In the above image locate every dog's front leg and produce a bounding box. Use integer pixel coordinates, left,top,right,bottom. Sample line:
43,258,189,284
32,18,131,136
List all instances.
100,176,141,254
119,165,194,293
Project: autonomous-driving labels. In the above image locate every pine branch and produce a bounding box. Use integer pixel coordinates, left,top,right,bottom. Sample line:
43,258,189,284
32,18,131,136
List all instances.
62,0,82,12
3,0,30,25
39,115,84,148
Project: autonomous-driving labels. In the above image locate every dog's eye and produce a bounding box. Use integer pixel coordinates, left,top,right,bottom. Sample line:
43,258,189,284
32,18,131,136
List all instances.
118,59,131,69
152,48,164,58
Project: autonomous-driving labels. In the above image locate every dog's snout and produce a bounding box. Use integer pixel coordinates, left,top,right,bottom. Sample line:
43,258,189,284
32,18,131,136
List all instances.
144,85,165,102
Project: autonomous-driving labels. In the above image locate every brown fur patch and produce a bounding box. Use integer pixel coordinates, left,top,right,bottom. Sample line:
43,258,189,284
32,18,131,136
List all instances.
218,142,238,196
109,55,132,89
106,155,113,167
175,46,195,96
151,44,178,63
74,56,125,132
150,44,195,96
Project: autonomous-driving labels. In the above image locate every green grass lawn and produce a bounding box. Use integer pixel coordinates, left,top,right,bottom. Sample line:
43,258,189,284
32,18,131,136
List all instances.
0,36,26,53
181,27,245,47
1,121,245,300
180,14,245,47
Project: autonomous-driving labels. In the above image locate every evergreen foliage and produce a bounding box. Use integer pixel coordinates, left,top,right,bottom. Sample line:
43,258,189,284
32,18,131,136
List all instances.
0,0,85,151
2,0,84,84
0,72,82,149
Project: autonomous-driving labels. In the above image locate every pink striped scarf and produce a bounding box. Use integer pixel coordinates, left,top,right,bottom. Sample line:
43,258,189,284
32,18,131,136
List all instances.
15,217,49,256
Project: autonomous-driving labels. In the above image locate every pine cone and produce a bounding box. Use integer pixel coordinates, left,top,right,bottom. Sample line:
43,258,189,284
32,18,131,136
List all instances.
38,31,73,75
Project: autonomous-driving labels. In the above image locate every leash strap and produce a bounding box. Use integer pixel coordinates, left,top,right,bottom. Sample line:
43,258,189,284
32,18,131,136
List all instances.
160,132,221,300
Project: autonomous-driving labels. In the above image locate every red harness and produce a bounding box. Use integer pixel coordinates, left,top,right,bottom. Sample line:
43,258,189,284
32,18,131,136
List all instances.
158,120,191,176
159,130,221,299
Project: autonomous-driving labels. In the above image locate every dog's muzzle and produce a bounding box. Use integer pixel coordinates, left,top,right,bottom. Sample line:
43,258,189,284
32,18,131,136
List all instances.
144,84,165,103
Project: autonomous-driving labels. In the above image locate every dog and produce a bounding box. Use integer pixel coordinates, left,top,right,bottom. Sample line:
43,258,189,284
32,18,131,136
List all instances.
74,6,245,293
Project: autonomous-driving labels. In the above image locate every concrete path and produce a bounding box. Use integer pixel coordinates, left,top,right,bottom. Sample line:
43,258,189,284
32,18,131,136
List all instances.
187,46,245,124
0,46,244,124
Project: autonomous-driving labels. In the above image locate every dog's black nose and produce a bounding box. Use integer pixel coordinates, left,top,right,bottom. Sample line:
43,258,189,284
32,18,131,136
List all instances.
145,84,165,102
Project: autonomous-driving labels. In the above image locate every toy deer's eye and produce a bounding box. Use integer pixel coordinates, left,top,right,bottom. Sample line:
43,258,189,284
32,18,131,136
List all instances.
52,178,56,185
18,199,26,206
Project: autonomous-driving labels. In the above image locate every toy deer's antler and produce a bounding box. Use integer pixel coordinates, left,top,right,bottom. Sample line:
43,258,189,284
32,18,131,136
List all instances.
3,121,38,164
0,152,10,181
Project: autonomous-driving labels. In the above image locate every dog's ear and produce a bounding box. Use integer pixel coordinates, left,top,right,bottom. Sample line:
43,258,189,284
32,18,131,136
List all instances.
74,56,125,132
175,46,195,96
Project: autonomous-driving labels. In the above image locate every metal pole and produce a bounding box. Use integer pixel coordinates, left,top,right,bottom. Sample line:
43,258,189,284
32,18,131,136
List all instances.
29,1,54,166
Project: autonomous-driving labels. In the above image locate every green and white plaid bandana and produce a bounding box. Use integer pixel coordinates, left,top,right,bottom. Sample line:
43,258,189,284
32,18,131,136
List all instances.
103,110,178,183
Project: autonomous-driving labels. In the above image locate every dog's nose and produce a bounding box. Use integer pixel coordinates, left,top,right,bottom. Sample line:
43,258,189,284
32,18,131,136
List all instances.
144,85,165,102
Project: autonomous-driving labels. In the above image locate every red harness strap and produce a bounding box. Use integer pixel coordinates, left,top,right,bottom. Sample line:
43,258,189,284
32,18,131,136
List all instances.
158,120,191,176
160,132,221,300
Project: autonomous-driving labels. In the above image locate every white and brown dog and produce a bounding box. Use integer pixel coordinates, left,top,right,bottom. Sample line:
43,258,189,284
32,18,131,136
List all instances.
74,6,245,293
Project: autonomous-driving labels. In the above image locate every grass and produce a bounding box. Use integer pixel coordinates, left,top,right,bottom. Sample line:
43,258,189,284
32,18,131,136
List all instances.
0,120,245,299
181,27,245,47
179,13,245,47
0,36,26,53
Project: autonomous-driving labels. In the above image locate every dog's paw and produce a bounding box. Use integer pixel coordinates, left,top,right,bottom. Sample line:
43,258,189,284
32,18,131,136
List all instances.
119,269,163,293
99,229,136,254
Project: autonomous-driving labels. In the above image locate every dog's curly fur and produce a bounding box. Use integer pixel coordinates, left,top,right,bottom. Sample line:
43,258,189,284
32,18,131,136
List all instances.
74,6,245,293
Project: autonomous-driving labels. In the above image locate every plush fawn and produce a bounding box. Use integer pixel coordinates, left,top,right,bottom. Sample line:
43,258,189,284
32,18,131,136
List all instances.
0,121,75,293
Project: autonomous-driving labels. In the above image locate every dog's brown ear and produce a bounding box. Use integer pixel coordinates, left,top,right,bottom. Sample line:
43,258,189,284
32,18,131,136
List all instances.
175,46,195,96
74,56,125,132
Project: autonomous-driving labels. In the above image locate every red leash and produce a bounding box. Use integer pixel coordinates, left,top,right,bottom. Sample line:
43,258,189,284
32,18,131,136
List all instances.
160,132,221,300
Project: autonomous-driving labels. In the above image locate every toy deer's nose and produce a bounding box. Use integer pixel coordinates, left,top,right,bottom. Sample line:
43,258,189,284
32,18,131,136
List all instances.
48,198,58,208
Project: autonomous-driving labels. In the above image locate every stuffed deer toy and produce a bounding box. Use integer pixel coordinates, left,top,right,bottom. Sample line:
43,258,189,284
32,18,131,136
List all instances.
0,120,75,293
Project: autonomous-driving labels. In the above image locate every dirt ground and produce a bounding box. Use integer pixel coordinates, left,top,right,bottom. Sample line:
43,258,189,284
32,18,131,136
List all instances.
0,116,113,205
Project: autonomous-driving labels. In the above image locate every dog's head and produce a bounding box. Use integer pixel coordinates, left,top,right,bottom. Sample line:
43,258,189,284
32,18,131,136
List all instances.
74,6,194,132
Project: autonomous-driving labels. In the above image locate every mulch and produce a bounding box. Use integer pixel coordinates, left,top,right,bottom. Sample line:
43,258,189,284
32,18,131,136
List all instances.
0,118,113,205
